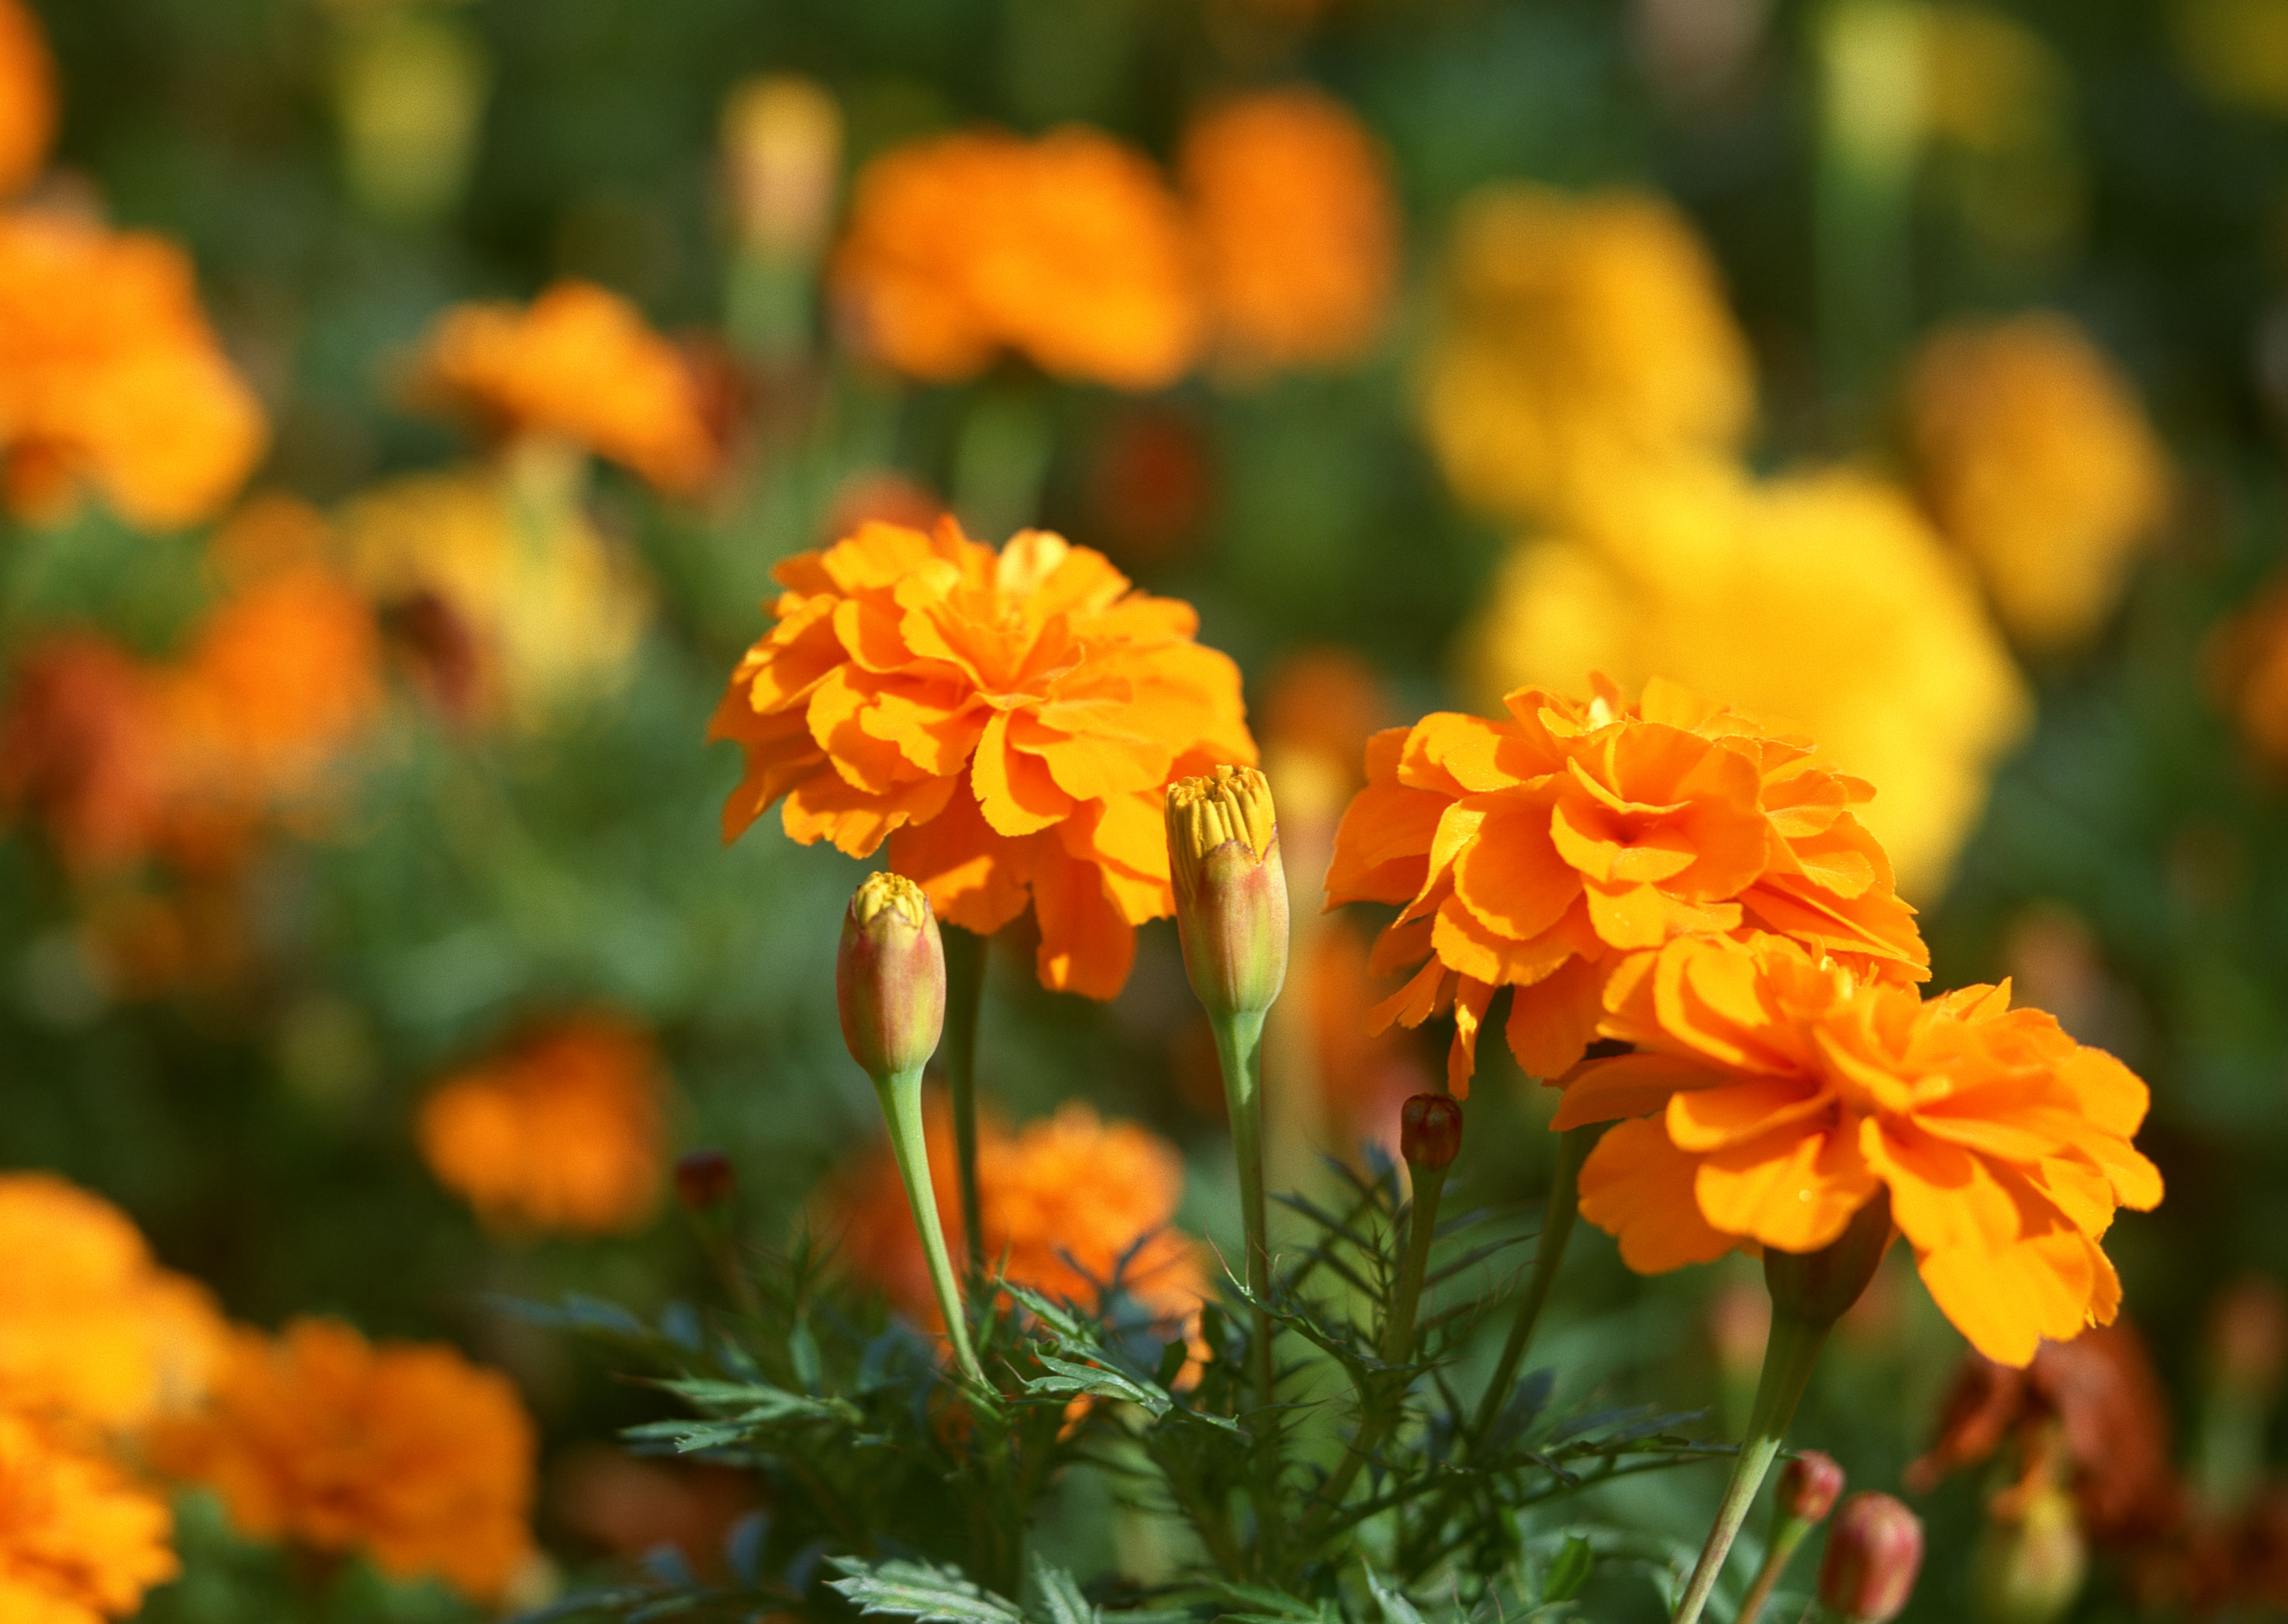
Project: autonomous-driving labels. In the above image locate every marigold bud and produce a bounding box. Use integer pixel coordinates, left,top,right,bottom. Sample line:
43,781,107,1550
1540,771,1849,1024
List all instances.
837,872,945,1080
1766,1187,1892,1328
1817,1492,1924,1623
1166,765,1289,1019
673,1149,735,1211
1398,1094,1462,1171
1777,1450,1846,1524
721,74,842,262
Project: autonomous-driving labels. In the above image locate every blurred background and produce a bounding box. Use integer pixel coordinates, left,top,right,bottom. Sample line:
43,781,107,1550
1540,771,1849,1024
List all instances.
11,0,2288,1617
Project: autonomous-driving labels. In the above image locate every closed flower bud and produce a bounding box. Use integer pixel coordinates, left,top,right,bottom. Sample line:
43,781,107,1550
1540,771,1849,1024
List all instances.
721,74,843,263
1818,1493,1925,1623
1765,1187,1893,1328
673,1149,736,1212
1778,1450,1846,1524
837,872,945,1080
1166,765,1290,1020
1399,1094,1463,1171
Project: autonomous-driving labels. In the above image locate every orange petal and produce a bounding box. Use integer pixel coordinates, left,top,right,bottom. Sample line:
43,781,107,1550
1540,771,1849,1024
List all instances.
1032,844,1136,1000
1693,1123,1880,1255
1503,953,1605,1079
972,710,1075,836
1577,1117,1740,1274
1550,1052,1718,1129
890,787,1033,935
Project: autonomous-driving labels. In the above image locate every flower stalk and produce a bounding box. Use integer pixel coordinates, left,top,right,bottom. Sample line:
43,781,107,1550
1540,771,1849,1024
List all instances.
1468,1121,1598,1453
1734,1451,1843,1624
940,923,989,1280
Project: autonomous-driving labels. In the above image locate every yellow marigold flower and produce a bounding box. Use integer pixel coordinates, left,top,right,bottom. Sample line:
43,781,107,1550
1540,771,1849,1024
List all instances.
417,1014,664,1235
0,0,55,198
1180,88,1398,375
0,1173,225,1432
0,211,267,531
1421,185,1754,522
410,279,717,494
0,1408,178,1623
1906,313,2169,651
149,1318,537,1603
1457,459,2031,898
831,127,1203,389
1557,932,2162,1367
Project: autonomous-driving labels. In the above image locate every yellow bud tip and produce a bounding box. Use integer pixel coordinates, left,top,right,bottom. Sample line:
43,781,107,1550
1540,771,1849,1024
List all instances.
851,870,930,931
1166,765,1277,890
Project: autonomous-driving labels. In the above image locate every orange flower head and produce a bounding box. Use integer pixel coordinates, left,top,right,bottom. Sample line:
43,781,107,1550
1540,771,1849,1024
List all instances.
410,280,717,494
0,0,56,198
0,634,172,873
149,1318,536,1603
1326,674,1930,1092
831,127,1203,389
417,1014,665,1235
1555,932,2163,1367
1180,88,1398,375
0,1173,226,1432
0,1409,178,1624
0,211,267,530
710,519,1255,999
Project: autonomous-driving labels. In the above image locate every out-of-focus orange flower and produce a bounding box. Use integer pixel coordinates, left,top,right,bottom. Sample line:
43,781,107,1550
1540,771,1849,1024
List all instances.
0,1408,178,1624
150,1318,536,1603
1180,88,1397,375
1325,674,1928,1089
550,1445,755,1581
2208,579,2288,767
1907,314,2169,650
0,1173,226,1432
0,635,172,874
831,128,1202,390
0,0,55,198
416,1014,664,1235
410,280,717,494
1260,646,1390,790
0,211,267,530
1421,185,1753,522
1557,932,2163,1366
1084,406,1213,568
710,520,1254,998
1308,923,1432,1156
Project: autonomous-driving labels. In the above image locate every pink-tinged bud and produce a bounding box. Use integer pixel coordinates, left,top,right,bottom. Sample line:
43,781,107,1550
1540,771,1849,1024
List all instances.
836,872,945,1080
1166,765,1289,1020
674,1149,736,1212
1817,1493,1924,1623
1777,1451,1845,1524
1399,1094,1462,1171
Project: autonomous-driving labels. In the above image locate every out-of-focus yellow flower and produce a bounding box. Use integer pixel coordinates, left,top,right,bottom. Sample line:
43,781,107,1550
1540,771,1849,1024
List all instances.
721,74,843,264
0,1172,226,1433
1458,459,2031,898
0,0,55,199
0,1408,178,1624
0,212,268,531
416,1014,665,1235
1180,88,1398,376
337,461,650,731
1421,185,1754,523
2176,0,2288,117
1907,313,2169,651
409,280,717,495
330,6,490,223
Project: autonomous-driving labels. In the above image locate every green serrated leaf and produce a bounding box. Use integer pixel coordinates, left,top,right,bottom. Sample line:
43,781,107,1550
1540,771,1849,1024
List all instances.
829,1558,1028,1624
1363,1567,1427,1624
1024,1354,1171,1418
1028,1556,1097,1624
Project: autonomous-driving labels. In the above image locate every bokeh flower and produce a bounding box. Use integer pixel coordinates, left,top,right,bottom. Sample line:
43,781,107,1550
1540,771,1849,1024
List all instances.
149,1318,536,1603
1180,88,1398,375
0,210,267,530
1907,313,2169,650
1557,932,2163,1366
1420,185,1754,522
0,1173,225,1432
710,519,1254,998
417,1014,665,1235
409,279,717,494
0,634,173,875
1325,672,1929,1089
0,0,55,198
0,1409,178,1624
1457,461,2031,897
831,127,1202,389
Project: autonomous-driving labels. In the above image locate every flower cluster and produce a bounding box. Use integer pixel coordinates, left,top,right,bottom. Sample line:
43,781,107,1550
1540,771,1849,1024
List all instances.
0,1410,178,1624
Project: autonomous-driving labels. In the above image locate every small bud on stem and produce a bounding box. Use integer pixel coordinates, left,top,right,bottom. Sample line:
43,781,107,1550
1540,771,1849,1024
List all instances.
1166,765,1289,1021
1399,1093,1463,1172
1818,1492,1925,1623
674,1149,736,1212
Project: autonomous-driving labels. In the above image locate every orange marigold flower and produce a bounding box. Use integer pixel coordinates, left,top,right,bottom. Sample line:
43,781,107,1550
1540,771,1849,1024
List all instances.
710,519,1254,998
0,634,173,874
410,279,717,494
0,211,267,530
1325,674,1928,1090
0,0,56,199
831,128,1203,389
1907,314,2169,651
0,1408,178,1623
1556,932,2163,1367
148,1318,537,1603
0,1173,226,1432
416,1014,664,1235
1180,88,1398,375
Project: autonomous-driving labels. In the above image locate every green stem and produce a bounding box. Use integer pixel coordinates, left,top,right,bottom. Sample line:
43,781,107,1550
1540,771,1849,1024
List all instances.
1734,1513,1817,1624
1210,1009,1274,1413
1468,1124,1596,1453
941,924,989,1280
875,1066,986,1385
1669,1314,1831,1624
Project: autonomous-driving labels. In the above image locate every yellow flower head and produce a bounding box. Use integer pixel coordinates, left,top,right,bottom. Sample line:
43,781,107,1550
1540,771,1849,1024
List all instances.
0,1410,178,1624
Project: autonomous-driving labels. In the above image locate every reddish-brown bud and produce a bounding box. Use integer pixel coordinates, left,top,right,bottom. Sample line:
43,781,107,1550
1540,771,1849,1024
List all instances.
674,1149,736,1212
836,872,945,1080
1777,1450,1845,1525
1818,1493,1925,1623
1398,1094,1463,1171
1166,765,1289,1019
